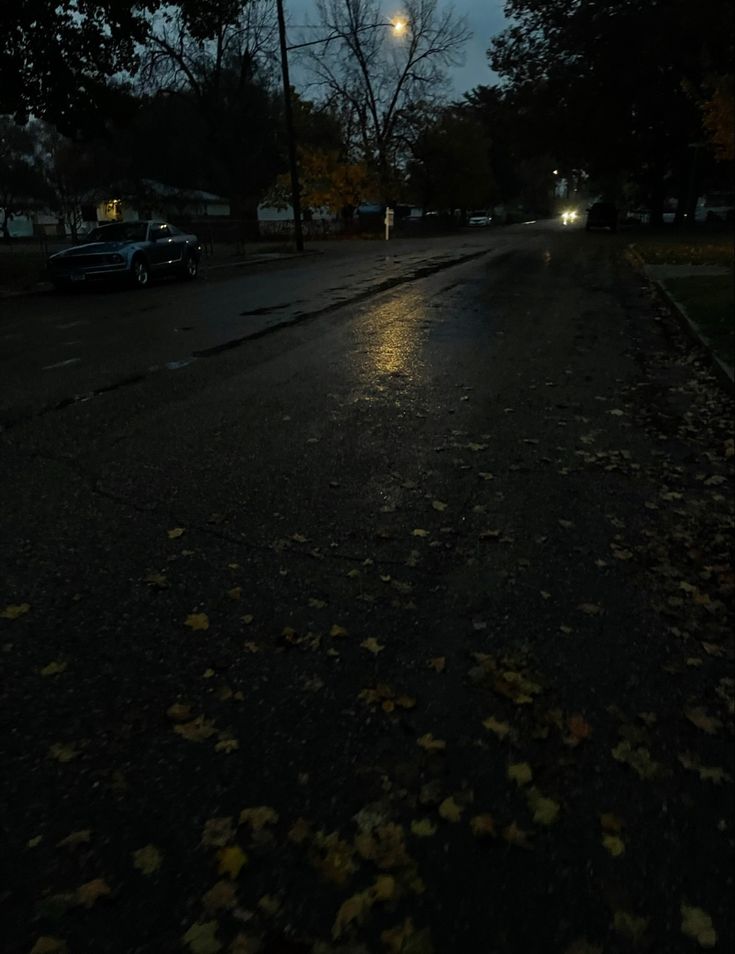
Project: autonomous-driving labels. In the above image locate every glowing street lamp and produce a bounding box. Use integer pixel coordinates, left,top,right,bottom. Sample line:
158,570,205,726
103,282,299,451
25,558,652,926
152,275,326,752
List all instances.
275,3,409,252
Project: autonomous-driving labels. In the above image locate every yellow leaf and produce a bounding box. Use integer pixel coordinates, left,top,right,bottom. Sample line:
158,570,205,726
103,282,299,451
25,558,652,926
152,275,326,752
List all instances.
313,833,357,885
185,613,210,631
329,624,348,638
166,702,192,722
432,500,448,511
76,878,111,908
482,716,510,738
202,880,236,912
239,806,279,831
417,733,446,752
56,830,92,849
217,844,247,879
143,572,168,588
381,918,434,954
1,602,30,619
40,661,67,677
242,615,254,625
201,817,234,848
332,890,373,939
29,939,68,954
613,911,649,939
685,707,722,735
612,740,662,780
411,819,437,837
182,921,222,954
428,657,446,672
167,527,185,539
132,844,162,876
681,905,717,948
526,788,560,825
215,738,239,753
27,835,42,848
470,814,496,836
174,717,217,742
566,713,592,744
257,894,280,916
361,637,385,655
438,796,463,823
412,528,430,537
48,743,78,763
507,762,533,787
370,874,397,902
563,941,602,954
602,834,625,857
577,602,603,616
227,587,242,600
354,823,410,869
502,822,532,849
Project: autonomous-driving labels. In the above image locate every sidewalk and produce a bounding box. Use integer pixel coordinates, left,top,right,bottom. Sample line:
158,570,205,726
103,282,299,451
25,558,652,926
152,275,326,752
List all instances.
628,235,734,391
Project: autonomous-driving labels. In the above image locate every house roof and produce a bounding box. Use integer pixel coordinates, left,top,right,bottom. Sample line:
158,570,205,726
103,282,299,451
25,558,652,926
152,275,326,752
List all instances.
141,179,227,203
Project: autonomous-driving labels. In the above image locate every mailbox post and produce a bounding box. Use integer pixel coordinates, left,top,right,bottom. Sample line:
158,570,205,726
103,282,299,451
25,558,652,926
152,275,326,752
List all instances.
384,207,395,241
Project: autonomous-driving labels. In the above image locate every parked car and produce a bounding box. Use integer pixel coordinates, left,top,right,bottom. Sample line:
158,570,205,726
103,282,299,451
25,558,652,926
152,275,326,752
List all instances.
695,193,735,223
47,220,202,290
585,202,618,232
467,210,492,227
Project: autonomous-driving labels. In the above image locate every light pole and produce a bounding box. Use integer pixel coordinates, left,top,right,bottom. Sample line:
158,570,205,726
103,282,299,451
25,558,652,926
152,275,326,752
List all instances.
274,7,408,253
275,0,304,253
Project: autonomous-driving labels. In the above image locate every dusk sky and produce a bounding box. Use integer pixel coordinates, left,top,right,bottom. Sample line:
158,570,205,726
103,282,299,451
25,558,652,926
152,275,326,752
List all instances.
287,0,508,96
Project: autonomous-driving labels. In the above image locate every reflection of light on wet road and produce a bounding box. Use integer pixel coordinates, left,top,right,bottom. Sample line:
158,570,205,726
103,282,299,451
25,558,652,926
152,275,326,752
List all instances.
359,289,428,381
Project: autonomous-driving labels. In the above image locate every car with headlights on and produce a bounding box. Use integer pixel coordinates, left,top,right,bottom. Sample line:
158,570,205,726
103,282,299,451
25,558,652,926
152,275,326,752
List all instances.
585,202,618,232
47,220,202,290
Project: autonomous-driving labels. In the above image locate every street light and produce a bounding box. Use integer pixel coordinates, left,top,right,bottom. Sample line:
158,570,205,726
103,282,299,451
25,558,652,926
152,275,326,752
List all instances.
274,2,408,252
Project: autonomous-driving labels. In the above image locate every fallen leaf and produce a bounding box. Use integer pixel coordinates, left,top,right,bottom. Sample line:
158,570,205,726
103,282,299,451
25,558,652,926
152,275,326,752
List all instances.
167,527,185,539
313,833,357,885
381,918,434,954
678,752,731,784
48,743,78,763
354,823,410,869
56,829,91,849
329,624,348,638
438,796,463,823
502,822,532,849
685,707,722,735
563,941,602,954
332,891,373,939
201,818,235,848
470,814,496,836
202,880,236,913
602,834,625,857
288,817,312,844
417,733,446,752
577,603,603,616
428,657,446,673
215,738,239,754
432,500,448,511
239,806,279,831
412,528,430,537
174,717,217,742
566,713,592,745
28,939,68,954
257,894,280,916
185,613,210,631
143,572,168,588
27,835,42,848
410,819,437,837
482,716,510,739
217,844,247,879
166,702,192,722
613,911,649,940
599,813,623,833
76,878,111,908
182,921,222,954
132,844,162,876
681,904,717,948
227,587,241,600
361,637,385,655
1,602,30,619
40,661,67,677
507,762,533,787
526,788,560,825
612,740,663,780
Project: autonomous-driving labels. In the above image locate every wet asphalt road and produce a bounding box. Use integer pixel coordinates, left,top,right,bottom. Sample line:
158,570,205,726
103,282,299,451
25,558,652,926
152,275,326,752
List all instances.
1,222,733,954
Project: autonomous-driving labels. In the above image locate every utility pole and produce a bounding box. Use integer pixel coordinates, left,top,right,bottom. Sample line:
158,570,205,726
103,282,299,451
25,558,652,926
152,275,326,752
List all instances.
275,0,304,253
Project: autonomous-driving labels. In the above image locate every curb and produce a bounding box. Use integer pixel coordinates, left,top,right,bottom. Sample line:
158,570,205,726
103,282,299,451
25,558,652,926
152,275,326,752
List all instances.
626,245,734,394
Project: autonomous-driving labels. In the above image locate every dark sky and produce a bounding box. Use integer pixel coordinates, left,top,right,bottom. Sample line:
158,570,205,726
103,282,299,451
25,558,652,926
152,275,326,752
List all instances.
286,0,508,96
